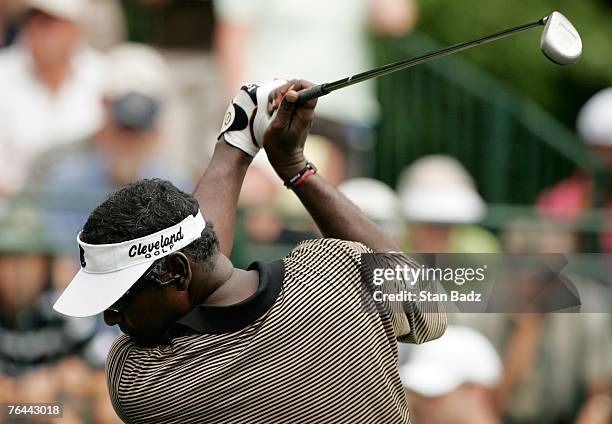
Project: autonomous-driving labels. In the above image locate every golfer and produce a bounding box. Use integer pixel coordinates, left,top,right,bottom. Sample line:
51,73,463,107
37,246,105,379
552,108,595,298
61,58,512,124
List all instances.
54,80,446,423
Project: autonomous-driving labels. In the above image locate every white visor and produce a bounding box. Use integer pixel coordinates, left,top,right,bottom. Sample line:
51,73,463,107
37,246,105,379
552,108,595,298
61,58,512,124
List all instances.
53,211,206,317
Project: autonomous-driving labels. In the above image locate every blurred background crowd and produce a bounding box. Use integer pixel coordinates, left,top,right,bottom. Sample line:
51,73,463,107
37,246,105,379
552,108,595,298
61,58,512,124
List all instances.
0,0,610,422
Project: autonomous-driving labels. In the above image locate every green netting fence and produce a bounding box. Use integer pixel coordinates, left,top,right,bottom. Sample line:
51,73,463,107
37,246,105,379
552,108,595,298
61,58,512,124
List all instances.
373,32,603,206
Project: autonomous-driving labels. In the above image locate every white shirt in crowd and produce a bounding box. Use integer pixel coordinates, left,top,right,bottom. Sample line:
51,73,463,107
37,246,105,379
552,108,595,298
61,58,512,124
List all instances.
214,0,380,127
0,43,107,194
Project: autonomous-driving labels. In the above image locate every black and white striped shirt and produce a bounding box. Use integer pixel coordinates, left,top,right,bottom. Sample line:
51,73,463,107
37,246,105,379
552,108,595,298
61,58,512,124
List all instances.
106,239,447,423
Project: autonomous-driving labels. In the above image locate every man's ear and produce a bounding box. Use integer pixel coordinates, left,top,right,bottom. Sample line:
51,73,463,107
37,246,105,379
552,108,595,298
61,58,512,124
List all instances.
165,252,192,291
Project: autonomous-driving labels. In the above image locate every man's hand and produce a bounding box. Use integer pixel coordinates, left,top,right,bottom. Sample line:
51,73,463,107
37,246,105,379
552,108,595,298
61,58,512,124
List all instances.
263,80,318,181
219,79,288,157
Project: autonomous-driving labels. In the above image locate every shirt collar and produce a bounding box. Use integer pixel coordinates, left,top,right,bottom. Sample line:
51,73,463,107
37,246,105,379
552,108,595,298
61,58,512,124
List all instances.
174,260,284,334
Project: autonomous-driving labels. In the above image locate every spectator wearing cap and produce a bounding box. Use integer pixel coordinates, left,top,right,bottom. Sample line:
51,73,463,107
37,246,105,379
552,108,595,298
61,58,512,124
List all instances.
454,310,612,422
453,216,612,423
338,178,402,238
0,206,113,379
28,43,192,253
537,88,612,253
399,326,502,424
0,0,107,196
397,155,500,253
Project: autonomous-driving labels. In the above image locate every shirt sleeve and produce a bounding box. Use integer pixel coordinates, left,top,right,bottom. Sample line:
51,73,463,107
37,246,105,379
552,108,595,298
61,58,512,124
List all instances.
105,335,135,424
339,241,448,344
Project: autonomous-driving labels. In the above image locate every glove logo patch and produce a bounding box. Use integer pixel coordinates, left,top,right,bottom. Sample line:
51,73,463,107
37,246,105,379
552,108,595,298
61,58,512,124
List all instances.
224,110,233,126
220,104,235,134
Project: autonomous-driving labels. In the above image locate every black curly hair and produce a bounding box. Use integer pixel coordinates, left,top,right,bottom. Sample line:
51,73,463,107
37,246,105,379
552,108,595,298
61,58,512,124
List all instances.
80,179,219,278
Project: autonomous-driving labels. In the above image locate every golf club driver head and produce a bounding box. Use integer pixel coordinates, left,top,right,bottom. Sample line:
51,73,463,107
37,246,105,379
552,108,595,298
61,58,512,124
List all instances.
540,11,582,65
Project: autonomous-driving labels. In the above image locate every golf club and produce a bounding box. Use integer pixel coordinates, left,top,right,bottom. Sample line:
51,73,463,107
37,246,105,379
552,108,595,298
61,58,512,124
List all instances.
296,11,582,104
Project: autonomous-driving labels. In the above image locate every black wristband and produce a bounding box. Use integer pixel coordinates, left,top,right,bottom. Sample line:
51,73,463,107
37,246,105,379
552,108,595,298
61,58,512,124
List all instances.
284,162,318,189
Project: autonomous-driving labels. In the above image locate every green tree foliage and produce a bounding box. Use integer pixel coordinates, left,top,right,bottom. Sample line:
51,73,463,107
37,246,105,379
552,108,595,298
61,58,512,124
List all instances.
416,0,612,127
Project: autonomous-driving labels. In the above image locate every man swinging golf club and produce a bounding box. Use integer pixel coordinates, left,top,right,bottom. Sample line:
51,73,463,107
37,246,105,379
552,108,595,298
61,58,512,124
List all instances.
52,8,584,419
54,79,447,423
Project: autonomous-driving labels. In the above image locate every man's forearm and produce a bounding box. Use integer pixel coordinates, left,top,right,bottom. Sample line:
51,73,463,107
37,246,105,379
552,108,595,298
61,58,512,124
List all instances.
262,81,399,253
193,141,251,256
282,167,400,253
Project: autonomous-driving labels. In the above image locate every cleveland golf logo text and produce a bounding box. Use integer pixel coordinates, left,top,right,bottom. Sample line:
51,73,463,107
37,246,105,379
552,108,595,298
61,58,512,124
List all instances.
128,227,184,259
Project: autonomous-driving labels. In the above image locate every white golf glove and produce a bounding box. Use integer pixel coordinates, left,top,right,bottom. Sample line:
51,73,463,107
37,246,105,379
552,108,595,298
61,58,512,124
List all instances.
218,80,287,157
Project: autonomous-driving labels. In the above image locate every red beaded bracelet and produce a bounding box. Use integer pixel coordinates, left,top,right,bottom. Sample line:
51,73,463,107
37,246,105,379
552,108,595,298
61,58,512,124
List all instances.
284,162,318,189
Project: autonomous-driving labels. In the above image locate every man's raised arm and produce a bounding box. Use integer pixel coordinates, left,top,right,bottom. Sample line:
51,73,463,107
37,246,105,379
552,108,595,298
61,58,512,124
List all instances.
263,81,401,253
264,81,446,344
193,141,250,257
193,80,288,256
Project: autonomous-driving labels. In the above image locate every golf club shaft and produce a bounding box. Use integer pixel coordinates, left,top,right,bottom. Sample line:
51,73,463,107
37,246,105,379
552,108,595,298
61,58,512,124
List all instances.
297,17,547,104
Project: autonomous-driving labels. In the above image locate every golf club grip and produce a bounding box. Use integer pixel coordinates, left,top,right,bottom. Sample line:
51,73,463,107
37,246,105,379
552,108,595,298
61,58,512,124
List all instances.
296,85,328,105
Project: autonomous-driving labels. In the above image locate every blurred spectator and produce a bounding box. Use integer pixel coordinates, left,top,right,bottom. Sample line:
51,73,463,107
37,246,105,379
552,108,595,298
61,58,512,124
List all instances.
0,206,113,378
537,88,612,253
454,312,612,423
117,0,223,176
398,155,500,253
453,218,612,423
0,203,120,421
338,178,402,237
0,0,25,47
0,0,107,196
28,43,192,252
398,325,502,424
12,364,121,422
214,0,418,176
